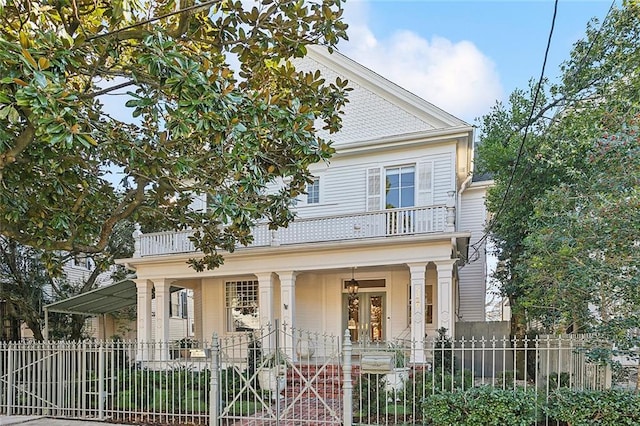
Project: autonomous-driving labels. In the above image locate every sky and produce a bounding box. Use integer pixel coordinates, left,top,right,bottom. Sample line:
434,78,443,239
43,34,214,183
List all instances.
336,0,617,124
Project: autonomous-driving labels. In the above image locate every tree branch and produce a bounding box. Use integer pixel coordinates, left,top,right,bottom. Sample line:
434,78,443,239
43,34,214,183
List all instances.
80,79,138,99
0,122,35,169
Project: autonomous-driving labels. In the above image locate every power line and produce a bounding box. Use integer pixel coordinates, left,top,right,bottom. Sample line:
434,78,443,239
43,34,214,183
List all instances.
465,0,560,263
466,0,616,265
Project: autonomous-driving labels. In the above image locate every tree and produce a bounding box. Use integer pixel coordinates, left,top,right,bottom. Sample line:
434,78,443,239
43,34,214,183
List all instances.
520,123,640,348
0,220,135,340
476,2,640,343
0,0,350,271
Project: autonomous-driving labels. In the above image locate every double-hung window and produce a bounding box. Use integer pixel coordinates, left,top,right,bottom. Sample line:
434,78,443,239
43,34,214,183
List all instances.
225,280,259,332
385,166,415,209
306,177,320,204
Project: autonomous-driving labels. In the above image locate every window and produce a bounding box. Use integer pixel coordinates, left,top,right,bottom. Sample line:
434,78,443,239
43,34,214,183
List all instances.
385,166,415,208
407,282,434,325
73,256,90,269
306,177,320,204
425,284,433,324
225,280,259,332
170,290,189,319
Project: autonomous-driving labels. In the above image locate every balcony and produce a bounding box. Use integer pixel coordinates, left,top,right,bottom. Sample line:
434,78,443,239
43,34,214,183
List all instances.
134,205,453,257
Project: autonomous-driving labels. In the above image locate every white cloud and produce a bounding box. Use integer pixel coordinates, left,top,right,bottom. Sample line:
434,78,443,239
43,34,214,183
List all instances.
339,2,503,123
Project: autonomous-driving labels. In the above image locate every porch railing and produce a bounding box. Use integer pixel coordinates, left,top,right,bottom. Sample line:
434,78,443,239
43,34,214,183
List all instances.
135,205,449,257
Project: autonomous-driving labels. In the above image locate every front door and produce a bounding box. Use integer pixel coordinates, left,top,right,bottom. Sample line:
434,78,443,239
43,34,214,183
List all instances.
345,292,385,343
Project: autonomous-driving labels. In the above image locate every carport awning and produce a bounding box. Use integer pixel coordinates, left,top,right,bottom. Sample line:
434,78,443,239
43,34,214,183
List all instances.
44,278,137,316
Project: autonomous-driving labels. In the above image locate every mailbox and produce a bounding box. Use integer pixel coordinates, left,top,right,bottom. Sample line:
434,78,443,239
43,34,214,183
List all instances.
360,353,394,373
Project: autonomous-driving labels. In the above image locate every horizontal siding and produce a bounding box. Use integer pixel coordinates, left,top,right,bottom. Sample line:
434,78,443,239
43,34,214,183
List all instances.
457,188,489,322
295,145,456,219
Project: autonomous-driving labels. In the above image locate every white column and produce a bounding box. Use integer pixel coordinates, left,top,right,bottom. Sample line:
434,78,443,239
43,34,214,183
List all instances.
435,259,457,337
153,278,172,360
407,263,427,363
135,279,153,361
256,272,275,353
193,283,203,341
256,273,275,328
277,271,297,359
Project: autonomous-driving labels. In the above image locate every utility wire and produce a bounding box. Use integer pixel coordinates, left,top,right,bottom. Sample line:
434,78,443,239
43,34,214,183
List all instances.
465,0,560,264
466,0,616,265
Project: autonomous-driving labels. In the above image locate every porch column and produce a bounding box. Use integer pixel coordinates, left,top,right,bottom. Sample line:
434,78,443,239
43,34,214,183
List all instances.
192,284,203,341
134,279,153,361
152,278,172,360
435,259,457,338
256,272,275,352
408,263,427,363
276,271,297,359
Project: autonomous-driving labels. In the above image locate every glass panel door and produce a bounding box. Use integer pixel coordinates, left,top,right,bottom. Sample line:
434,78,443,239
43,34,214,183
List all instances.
369,294,383,342
345,293,385,343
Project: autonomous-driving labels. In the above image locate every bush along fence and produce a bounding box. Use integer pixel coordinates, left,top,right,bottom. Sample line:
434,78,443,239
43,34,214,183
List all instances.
0,327,638,425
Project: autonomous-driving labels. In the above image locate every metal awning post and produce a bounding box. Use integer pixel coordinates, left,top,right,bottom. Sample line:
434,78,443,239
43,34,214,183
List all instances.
44,307,49,340
102,313,107,340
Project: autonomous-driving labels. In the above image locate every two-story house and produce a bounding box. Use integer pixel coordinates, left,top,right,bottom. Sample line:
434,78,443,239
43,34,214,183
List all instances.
116,46,490,361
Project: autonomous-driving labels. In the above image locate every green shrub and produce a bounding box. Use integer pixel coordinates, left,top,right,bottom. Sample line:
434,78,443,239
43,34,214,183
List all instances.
545,388,640,426
353,373,388,418
423,386,539,426
546,372,570,389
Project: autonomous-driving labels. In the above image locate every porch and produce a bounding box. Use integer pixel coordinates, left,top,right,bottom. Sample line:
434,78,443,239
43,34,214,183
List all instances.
132,259,459,364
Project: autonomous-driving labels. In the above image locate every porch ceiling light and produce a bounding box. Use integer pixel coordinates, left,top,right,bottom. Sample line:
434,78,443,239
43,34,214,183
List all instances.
347,267,359,297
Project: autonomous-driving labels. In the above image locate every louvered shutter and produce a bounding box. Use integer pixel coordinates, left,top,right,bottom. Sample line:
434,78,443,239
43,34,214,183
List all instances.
366,167,381,211
416,161,433,206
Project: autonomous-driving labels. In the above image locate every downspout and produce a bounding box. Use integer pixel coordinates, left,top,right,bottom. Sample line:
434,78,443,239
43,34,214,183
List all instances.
456,174,473,228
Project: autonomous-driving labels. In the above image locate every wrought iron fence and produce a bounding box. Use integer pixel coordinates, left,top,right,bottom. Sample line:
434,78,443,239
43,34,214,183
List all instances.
0,331,637,425
351,332,639,425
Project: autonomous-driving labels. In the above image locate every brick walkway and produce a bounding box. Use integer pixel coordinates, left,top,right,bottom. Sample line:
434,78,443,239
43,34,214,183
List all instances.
226,397,343,425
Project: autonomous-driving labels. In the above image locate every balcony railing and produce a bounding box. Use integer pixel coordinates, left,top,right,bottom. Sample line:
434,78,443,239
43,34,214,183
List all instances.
134,205,451,257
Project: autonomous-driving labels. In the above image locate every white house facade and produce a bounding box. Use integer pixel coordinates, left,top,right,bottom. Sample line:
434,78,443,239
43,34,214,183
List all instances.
116,47,489,361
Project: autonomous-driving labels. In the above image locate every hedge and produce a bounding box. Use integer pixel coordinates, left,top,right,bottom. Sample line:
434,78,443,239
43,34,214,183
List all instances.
423,386,539,426
545,388,640,426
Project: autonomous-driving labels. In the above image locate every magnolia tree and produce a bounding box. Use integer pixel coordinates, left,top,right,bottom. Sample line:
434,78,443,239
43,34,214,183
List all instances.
0,0,349,271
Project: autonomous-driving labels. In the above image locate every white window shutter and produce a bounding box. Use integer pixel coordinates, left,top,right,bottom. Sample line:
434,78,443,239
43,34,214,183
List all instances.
366,167,381,211
417,161,433,206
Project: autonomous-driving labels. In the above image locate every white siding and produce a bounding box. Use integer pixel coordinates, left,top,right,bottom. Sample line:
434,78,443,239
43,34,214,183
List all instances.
294,146,456,219
294,56,435,146
457,186,489,322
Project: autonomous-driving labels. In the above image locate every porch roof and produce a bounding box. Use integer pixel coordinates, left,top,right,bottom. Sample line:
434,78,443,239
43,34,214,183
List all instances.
44,278,137,315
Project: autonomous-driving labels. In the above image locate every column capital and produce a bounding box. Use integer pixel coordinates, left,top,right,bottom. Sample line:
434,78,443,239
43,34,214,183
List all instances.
406,262,427,274
133,278,152,289
276,271,298,282
255,272,275,282
434,258,457,273
150,278,175,288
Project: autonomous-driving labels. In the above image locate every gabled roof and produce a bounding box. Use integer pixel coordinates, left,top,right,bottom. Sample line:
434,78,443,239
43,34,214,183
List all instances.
301,45,472,146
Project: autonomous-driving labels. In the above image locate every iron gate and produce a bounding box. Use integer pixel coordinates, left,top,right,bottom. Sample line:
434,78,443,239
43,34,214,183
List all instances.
213,323,344,425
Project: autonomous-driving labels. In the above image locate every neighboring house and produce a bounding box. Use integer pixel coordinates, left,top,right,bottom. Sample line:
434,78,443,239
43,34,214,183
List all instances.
116,46,490,361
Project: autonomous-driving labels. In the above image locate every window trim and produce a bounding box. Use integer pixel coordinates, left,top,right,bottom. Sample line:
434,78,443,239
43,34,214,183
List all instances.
384,164,416,209
306,177,320,204
225,280,259,332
